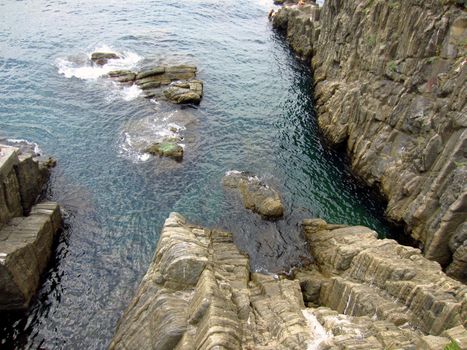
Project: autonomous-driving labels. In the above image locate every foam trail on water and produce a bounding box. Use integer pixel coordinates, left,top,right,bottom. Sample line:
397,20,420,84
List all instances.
6,138,42,155
56,45,142,80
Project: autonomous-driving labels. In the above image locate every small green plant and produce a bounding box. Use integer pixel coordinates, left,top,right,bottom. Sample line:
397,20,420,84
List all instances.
454,161,467,168
388,0,400,9
444,340,461,350
367,35,376,47
388,60,398,72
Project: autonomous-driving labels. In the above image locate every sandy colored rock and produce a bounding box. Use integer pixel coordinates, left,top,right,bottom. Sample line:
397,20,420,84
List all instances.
223,171,284,218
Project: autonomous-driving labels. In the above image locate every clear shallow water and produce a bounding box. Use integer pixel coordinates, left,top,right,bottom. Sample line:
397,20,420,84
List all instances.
0,0,397,348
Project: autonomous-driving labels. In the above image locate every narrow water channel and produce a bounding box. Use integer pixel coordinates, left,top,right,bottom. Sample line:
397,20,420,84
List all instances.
0,0,397,348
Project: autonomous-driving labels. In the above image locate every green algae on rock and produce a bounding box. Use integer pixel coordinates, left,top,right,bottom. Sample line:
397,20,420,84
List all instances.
145,139,184,161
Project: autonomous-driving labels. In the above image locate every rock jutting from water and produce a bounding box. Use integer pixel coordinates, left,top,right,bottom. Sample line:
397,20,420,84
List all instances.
222,171,284,219
271,0,467,282
110,213,467,350
0,144,62,310
104,62,204,104
145,138,184,161
90,52,120,66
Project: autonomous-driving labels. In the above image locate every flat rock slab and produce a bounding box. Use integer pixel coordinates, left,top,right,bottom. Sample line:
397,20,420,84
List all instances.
105,63,204,104
0,202,61,310
223,171,284,219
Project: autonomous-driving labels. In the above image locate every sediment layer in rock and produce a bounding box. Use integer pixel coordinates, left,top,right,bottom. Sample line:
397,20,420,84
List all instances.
106,64,203,104
110,213,467,349
271,0,467,282
0,144,62,310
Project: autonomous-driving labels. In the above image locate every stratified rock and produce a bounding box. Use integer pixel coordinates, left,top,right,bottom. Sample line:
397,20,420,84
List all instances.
271,0,467,282
112,213,467,349
302,219,467,335
145,138,184,161
163,80,203,104
90,52,120,65
107,70,136,83
223,171,284,218
0,144,62,310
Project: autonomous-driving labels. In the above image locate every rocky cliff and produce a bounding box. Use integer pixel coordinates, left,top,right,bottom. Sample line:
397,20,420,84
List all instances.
0,144,62,310
110,213,467,349
271,0,467,282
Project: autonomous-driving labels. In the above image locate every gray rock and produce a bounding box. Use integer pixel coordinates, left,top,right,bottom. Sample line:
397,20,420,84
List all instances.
271,0,467,282
223,171,284,218
145,138,184,161
90,52,120,65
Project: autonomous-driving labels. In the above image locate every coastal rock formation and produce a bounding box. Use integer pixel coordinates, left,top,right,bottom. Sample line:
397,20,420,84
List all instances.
91,52,120,66
106,64,204,104
272,0,467,281
0,144,62,310
222,171,284,218
145,138,184,161
110,213,467,349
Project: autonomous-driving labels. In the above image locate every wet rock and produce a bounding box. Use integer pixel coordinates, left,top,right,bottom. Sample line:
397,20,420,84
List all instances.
272,0,467,281
90,52,120,65
223,171,284,218
107,70,136,83
163,80,203,104
0,144,62,310
145,138,184,161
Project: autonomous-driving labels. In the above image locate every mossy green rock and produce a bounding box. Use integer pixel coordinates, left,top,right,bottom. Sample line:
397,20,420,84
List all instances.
145,141,183,161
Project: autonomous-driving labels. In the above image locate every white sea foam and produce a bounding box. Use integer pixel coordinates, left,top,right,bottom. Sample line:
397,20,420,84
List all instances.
6,138,42,155
302,309,332,350
56,45,142,80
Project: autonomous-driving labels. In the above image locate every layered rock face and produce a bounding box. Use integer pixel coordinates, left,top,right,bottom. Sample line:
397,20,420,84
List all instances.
110,213,467,349
272,0,467,282
0,145,61,310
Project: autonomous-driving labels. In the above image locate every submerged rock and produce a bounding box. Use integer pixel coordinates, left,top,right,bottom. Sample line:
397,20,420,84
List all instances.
145,138,184,161
111,213,467,349
90,52,120,65
0,145,62,310
223,171,284,218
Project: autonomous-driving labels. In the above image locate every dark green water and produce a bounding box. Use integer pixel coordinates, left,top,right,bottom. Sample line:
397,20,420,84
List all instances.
0,0,397,348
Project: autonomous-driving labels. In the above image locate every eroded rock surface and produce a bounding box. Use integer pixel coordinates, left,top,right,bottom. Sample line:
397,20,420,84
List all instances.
272,0,467,281
0,145,62,310
106,64,203,104
110,213,467,349
222,171,284,218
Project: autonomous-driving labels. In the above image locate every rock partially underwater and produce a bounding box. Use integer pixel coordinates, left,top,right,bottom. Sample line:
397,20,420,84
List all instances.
222,171,284,219
0,144,62,310
110,213,467,350
104,61,204,104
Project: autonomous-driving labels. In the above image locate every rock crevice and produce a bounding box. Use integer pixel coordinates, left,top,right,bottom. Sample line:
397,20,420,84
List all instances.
271,0,467,281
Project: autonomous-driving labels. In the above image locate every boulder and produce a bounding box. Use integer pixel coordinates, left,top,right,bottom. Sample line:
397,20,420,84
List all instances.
90,52,120,65
223,171,284,218
145,138,184,161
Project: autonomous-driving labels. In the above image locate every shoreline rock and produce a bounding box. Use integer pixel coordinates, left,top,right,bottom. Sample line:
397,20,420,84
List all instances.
0,144,62,310
222,171,284,219
271,0,467,282
105,63,204,104
110,213,467,349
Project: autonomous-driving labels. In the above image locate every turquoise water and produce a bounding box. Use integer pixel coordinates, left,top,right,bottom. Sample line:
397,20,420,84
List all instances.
0,0,397,348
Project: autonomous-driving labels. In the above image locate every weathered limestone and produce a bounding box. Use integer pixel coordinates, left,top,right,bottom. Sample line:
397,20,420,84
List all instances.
222,171,284,218
271,0,467,281
111,213,467,349
0,145,61,310
106,64,203,104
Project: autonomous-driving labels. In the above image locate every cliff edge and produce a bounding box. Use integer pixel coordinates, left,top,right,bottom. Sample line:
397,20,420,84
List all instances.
272,0,467,282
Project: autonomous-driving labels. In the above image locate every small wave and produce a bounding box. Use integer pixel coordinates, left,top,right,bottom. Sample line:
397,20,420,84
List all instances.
105,83,143,102
56,44,141,80
5,138,42,155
